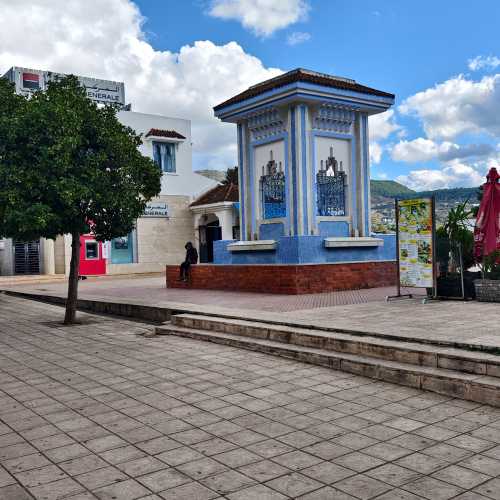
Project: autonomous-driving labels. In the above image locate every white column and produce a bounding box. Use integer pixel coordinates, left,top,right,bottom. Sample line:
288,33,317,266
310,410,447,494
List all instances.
216,209,234,241
41,238,55,275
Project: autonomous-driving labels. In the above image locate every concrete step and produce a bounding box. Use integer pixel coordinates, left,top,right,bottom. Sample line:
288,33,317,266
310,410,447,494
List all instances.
156,322,500,407
170,314,500,378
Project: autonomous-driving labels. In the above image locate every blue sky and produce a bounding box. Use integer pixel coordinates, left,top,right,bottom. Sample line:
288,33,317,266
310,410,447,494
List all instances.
2,0,500,190
136,0,500,189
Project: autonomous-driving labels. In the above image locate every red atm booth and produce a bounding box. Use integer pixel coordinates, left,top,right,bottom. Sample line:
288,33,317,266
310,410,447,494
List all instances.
79,234,107,277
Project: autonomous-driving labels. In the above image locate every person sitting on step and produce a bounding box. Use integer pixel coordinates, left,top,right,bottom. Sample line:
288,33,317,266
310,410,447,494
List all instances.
179,242,198,282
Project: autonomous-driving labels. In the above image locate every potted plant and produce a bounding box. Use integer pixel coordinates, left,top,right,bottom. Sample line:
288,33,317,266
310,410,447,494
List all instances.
474,250,500,302
436,200,479,299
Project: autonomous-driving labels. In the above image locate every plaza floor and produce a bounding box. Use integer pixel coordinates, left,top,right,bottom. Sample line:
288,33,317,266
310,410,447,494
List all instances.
3,275,500,350
1,294,500,499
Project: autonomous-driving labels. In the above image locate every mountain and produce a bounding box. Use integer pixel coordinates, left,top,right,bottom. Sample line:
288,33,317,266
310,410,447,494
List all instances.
370,180,415,198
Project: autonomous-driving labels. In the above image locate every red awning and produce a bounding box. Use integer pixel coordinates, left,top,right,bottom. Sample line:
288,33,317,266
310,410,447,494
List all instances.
474,167,500,260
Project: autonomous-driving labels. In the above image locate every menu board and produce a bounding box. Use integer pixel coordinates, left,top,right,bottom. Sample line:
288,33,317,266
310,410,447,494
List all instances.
397,198,434,288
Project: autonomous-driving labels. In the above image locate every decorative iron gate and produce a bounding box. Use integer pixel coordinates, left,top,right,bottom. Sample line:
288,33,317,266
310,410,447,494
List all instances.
14,241,40,275
316,147,346,217
260,150,286,219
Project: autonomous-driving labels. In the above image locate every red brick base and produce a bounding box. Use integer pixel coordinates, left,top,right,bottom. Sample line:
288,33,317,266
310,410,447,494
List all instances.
166,261,397,294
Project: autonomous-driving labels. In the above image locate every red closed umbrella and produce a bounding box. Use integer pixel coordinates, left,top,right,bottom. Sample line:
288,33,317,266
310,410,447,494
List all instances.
474,167,500,261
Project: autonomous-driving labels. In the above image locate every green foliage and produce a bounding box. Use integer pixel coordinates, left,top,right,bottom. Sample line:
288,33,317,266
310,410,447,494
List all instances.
370,180,415,198
441,200,475,271
222,166,238,185
401,186,478,203
0,75,161,242
482,251,500,280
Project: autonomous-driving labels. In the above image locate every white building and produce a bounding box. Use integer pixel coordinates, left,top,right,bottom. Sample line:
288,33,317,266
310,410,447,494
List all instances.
0,67,217,276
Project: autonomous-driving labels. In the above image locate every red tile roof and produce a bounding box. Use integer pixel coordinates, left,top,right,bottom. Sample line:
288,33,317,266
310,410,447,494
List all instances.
191,182,239,207
145,128,186,139
214,68,394,111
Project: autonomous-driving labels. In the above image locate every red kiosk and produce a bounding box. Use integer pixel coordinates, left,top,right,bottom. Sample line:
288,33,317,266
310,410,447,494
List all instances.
79,234,106,277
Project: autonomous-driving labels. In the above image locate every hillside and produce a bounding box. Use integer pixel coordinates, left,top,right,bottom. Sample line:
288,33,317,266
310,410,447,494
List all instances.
370,180,415,198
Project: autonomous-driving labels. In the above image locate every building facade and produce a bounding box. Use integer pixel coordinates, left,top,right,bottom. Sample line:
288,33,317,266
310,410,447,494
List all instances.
0,67,217,276
212,68,397,265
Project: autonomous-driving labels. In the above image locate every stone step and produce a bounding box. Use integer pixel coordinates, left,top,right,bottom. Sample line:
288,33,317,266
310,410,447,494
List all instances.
155,322,500,407
170,313,500,378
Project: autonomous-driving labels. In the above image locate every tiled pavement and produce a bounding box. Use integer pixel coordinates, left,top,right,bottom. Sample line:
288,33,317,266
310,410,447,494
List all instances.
1,295,500,500
1,276,420,313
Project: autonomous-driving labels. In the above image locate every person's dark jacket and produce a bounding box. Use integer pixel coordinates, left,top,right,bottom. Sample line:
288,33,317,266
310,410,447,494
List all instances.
186,246,198,265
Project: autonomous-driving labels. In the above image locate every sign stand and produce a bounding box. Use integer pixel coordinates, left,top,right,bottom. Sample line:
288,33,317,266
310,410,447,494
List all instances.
386,197,437,303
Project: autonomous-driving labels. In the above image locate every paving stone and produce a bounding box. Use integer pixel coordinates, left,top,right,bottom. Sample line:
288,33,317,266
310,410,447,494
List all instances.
265,472,323,497
333,451,385,473
402,476,465,500
395,452,451,475
212,449,261,468
76,465,128,489
200,470,256,495
335,473,392,499
245,439,294,459
363,442,413,461
15,464,68,487
28,477,86,500
271,450,323,471
44,443,91,463
458,454,500,477
155,446,204,466
59,454,109,476
93,478,150,500
237,459,289,482
116,456,167,477
0,484,33,500
301,461,356,484
176,457,228,480
226,483,287,500
2,453,52,474
473,478,500,500
297,486,358,499
158,480,220,500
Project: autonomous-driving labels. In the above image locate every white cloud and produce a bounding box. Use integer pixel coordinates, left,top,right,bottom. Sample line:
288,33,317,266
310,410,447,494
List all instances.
399,74,500,140
369,110,401,142
368,109,402,164
468,55,500,71
391,138,495,163
396,161,485,191
370,142,383,164
0,0,282,169
208,0,310,37
286,31,311,46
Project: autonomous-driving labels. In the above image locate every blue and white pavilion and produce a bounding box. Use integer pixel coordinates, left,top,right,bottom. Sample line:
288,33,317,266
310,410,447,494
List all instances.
213,68,396,265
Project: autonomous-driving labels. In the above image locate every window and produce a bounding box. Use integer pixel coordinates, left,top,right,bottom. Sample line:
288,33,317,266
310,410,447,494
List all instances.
85,241,99,260
153,141,176,173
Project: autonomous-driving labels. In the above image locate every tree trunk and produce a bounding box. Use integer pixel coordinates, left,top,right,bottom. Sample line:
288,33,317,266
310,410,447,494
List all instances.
64,232,81,325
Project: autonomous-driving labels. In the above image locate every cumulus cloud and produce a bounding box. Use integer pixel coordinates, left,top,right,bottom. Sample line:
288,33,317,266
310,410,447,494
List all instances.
208,0,310,37
392,138,496,163
368,109,402,164
399,74,500,140
396,161,485,191
286,31,311,46
468,55,500,71
0,0,282,169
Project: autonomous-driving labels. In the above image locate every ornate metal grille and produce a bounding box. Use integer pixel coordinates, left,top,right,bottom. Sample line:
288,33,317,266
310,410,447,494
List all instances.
316,147,346,216
260,151,286,219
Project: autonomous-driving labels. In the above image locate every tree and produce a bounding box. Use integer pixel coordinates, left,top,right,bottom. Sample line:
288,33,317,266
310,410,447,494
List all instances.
222,166,238,185
0,76,161,324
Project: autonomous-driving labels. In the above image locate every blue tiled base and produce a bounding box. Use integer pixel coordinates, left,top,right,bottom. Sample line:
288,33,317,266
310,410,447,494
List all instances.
214,234,396,265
